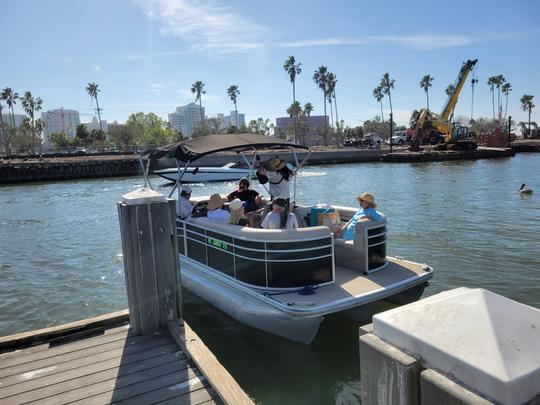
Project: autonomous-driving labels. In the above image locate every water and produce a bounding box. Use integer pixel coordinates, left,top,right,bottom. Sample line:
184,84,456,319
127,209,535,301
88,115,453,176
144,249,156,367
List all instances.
1,154,539,404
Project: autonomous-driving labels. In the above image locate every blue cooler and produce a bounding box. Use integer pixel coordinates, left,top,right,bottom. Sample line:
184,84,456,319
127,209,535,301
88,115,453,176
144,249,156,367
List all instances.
310,206,335,226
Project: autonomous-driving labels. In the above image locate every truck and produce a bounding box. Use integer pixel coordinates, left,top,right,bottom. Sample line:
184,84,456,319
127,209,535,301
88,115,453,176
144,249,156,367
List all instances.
411,59,478,150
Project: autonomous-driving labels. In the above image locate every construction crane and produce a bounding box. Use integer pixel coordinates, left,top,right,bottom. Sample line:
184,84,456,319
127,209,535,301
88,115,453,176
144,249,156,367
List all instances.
411,59,478,150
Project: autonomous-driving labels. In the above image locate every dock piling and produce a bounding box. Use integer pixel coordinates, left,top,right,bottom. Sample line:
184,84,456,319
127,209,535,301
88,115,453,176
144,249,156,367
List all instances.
118,187,181,336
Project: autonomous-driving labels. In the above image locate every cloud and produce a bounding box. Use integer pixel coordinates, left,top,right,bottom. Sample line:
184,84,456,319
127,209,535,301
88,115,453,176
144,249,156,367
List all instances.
279,34,476,51
121,50,189,61
135,0,266,55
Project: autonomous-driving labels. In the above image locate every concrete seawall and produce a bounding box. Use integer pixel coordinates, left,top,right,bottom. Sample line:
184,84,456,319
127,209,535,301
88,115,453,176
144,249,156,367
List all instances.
0,156,141,184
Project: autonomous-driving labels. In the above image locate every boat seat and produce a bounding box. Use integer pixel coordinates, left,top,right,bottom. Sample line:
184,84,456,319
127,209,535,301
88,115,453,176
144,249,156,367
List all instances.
334,214,387,273
185,216,331,241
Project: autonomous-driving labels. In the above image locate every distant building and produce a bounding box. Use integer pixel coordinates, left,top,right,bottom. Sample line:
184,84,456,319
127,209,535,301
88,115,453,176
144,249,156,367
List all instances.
275,115,328,146
84,116,108,133
107,120,126,132
41,108,80,140
1,113,26,128
214,111,245,131
168,103,205,138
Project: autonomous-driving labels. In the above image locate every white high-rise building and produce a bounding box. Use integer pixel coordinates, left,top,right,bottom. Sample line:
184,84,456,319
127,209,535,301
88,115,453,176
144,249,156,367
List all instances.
215,111,245,131
168,103,205,138
41,108,80,140
229,111,245,128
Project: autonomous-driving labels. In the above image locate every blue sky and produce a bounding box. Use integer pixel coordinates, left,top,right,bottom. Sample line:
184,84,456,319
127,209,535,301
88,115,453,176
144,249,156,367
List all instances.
2,0,539,127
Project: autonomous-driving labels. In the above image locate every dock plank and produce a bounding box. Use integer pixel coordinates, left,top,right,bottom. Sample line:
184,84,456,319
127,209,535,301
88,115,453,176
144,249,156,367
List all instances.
0,324,132,368
66,367,204,405
0,351,185,400
0,339,176,386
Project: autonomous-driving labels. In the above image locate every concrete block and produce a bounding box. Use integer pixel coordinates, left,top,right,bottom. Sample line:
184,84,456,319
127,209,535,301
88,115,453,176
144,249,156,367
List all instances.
373,288,540,405
421,369,492,405
359,332,421,405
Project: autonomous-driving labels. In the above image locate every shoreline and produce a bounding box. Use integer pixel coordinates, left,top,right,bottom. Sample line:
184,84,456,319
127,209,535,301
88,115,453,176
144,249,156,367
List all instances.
1,141,538,184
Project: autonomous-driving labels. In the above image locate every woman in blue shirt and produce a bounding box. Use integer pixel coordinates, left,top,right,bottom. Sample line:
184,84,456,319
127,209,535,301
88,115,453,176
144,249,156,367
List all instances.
340,193,382,240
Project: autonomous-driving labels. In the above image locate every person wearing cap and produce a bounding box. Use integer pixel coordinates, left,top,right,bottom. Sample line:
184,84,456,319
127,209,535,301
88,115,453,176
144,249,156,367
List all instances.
176,185,194,219
227,178,262,212
260,197,299,230
228,199,249,226
206,193,229,224
339,193,382,240
256,156,293,201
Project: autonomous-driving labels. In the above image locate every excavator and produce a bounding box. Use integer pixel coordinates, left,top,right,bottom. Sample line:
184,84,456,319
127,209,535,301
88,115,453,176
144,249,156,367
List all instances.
410,59,478,150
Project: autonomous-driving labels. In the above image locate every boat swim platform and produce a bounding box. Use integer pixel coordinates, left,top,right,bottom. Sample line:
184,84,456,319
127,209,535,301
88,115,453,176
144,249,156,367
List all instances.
0,310,252,405
264,257,431,311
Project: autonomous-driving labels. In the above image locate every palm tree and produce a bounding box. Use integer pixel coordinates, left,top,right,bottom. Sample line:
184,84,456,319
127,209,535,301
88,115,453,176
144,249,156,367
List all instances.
495,75,506,122
284,56,302,143
487,76,497,120
226,85,240,128
520,94,535,138
502,82,512,123
1,87,19,127
313,66,329,145
85,82,103,132
21,91,43,150
420,75,434,110
304,102,314,117
191,81,206,128
326,72,338,127
471,77,478,121
372,86,385,121
445,84,456,120
380,73,395,150
283,56,302,105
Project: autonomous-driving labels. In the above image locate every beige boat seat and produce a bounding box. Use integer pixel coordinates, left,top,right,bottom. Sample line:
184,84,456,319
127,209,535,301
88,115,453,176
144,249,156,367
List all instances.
334,213,387,274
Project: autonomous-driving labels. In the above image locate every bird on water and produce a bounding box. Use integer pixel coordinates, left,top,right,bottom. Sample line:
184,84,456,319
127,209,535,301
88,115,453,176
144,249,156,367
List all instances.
519,184,533,194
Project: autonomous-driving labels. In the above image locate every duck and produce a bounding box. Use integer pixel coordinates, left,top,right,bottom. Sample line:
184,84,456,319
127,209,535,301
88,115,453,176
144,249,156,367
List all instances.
519,184,533,194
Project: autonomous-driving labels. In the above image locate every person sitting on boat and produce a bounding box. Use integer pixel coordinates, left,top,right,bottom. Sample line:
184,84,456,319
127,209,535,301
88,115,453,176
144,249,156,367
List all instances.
228,199,249,226
261,197,299,230
207,194,229,224
256,156,293,201
227,178,262,212
176,185,194,219
338,193,382,240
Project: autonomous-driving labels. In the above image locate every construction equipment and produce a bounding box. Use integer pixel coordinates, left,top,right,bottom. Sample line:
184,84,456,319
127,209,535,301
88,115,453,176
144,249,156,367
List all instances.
519,121,539,138
410,59,478,150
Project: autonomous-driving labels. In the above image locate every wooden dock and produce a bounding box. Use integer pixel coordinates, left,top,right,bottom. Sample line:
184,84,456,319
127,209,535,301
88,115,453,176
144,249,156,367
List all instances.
0,311,252,405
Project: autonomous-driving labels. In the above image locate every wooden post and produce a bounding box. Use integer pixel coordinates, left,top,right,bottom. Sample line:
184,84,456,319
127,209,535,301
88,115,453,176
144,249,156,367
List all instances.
118,187,181,336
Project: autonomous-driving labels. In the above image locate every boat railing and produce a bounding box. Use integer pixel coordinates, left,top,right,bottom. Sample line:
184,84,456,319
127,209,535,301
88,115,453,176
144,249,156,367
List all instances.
176,217,335,290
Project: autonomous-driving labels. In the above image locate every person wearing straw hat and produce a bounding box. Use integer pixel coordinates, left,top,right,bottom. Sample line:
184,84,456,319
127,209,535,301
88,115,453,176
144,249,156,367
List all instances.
339,193,382,240
228,198,249,226
207,193,229,224
256,156,294,201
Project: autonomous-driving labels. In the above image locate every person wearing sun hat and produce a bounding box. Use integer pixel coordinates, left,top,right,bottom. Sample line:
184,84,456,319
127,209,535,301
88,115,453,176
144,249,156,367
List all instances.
227,198,249,226
206,193,229,224
339,192,382,240
256,155,294,201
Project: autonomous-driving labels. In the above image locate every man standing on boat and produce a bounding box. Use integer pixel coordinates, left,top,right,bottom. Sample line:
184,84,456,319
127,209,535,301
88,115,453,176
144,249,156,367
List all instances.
256,156,293,201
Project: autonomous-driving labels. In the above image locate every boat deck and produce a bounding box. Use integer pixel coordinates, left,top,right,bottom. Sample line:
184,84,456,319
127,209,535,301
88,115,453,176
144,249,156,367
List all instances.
265,257,431,310
0,324,220,405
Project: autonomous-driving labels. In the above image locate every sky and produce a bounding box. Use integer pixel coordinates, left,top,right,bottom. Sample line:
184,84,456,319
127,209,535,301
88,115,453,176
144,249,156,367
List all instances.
2,0,539,127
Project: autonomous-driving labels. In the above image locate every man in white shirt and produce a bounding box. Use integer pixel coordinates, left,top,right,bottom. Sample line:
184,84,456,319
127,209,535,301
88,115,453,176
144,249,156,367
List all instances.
176,185,194,219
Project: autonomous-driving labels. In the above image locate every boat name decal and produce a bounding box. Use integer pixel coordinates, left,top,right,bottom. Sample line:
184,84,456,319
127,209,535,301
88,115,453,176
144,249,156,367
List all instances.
207,238,230,251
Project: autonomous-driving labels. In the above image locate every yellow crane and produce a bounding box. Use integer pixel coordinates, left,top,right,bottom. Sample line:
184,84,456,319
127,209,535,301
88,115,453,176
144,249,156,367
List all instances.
412,59,478,150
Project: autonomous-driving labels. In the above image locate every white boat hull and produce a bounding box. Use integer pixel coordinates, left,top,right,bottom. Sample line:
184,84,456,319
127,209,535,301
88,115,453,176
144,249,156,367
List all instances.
155,166,251,183
181,259,323,344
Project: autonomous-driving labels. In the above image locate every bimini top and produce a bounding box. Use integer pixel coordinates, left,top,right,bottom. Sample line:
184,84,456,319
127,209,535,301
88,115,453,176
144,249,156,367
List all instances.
142,134,308,163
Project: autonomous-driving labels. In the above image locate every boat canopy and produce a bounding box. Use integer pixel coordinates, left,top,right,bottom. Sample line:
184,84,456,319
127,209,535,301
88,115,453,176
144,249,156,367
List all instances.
142,134,309,163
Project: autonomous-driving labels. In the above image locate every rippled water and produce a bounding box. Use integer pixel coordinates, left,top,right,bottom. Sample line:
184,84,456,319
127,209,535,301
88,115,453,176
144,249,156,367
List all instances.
1,154,539,404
